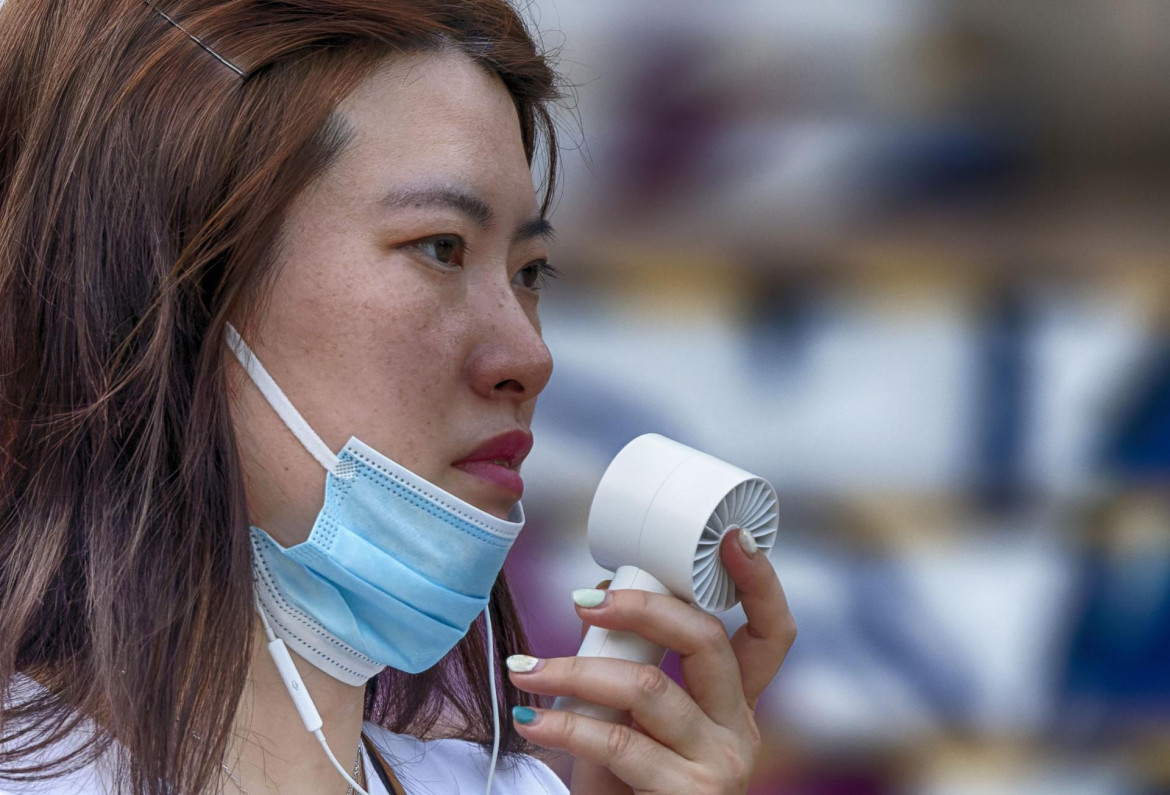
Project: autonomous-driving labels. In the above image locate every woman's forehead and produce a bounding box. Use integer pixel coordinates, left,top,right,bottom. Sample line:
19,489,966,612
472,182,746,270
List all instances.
322,51,537,219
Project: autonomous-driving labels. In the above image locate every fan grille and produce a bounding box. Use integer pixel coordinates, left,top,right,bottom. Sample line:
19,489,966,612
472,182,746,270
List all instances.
691,478,778,612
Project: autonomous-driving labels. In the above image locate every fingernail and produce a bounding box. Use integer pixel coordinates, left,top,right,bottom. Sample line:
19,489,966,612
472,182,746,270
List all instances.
572,588,609,608
512,705,540,725
737,528,759,556
506,654,544,673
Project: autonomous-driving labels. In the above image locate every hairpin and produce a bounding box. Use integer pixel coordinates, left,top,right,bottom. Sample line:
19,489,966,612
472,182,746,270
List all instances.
143,0,247,79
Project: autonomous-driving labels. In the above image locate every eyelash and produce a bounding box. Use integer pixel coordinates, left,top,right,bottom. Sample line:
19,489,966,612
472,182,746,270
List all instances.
410,234,559,291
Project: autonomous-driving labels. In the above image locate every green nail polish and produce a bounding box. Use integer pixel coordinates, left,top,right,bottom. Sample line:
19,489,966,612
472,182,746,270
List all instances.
572,588,608,608
512,706,538,725
506,654,543,673
737,528,759,556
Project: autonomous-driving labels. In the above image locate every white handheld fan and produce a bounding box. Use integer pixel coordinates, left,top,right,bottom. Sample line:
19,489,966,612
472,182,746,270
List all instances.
552,434,779,723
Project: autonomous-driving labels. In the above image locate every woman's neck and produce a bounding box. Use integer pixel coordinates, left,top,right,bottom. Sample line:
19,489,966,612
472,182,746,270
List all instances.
224,617,368,794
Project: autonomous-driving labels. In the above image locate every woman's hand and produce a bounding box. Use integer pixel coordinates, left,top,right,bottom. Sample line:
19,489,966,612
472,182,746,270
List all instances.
506,529,796,794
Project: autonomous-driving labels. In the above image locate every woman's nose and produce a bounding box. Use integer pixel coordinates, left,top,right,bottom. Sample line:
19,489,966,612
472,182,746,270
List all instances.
465,293,553,402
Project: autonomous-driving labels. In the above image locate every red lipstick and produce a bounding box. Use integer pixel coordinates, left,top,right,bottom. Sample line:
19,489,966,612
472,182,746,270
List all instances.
452,430,533,499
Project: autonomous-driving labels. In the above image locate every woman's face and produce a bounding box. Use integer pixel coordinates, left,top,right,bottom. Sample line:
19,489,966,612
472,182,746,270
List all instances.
229,50,554,543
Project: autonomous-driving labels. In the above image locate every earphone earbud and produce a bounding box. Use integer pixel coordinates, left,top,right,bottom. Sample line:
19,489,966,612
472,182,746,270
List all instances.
552,434,779,723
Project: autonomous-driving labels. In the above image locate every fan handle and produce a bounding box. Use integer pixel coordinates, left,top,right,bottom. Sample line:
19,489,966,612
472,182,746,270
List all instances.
550,565,671,723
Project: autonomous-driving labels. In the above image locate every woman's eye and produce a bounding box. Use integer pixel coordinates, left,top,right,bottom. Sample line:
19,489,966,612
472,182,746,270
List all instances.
513,260,560,291
412,234,467,268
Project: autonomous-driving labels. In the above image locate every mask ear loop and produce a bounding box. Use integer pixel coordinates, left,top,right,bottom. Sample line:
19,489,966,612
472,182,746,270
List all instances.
224,323,339,473
227,324,368,792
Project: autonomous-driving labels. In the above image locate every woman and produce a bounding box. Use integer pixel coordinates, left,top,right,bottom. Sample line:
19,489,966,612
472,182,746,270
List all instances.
0,1,796,793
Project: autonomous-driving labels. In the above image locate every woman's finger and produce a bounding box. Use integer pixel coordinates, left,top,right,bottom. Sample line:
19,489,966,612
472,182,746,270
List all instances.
510,705,695,793
719,529,798,707
569,585,749,730
506,653,717,760
580,579,612,642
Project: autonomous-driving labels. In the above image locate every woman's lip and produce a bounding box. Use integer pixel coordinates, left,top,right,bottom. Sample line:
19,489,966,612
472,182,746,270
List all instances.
452,430,534,469
452,460,524,499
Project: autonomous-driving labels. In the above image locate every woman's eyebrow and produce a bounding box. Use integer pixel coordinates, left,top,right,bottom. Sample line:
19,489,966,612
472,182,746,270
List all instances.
378,183,555,245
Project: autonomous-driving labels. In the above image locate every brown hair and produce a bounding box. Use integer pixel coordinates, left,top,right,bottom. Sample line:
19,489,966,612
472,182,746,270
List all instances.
0,0,566,792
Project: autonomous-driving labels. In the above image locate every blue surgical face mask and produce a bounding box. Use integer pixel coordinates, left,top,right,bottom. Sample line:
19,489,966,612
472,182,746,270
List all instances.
224,324,524,685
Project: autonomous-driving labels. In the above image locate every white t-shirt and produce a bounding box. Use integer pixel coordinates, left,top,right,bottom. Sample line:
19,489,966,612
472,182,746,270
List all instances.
360,722,566,795
0,718,568,794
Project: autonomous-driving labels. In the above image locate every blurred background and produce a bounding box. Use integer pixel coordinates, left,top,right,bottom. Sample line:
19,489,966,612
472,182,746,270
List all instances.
504,1,1170,793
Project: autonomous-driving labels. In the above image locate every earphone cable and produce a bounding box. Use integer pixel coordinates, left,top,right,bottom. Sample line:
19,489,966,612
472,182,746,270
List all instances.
484,604,500,795
257,605,371,795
